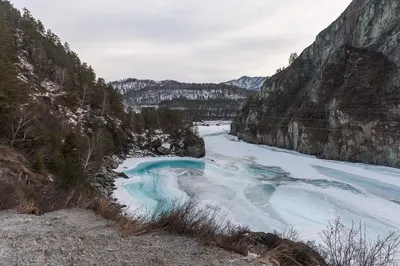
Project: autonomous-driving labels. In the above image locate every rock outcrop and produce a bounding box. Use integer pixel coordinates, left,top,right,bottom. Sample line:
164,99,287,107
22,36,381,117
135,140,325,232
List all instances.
232,0,400,167
131,129,206,158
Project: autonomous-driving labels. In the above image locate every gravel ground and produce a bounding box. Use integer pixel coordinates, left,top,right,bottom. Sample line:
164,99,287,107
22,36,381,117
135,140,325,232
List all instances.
0,209,267,266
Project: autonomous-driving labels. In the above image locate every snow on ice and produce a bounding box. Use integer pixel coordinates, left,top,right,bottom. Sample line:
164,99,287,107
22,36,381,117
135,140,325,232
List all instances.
114,124,400,243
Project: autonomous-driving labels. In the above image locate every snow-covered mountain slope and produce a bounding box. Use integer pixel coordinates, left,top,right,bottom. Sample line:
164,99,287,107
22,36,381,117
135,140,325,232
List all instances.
110,79,252,102
223,76,268,91
110,79,255,119
125,85,249,104
109,78,159,94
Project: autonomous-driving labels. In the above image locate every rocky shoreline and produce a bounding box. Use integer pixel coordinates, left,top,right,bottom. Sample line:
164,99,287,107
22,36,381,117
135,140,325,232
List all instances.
91,128,206,209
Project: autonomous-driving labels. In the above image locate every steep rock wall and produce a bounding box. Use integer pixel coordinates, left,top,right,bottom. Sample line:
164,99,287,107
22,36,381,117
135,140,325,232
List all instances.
232,0,400,167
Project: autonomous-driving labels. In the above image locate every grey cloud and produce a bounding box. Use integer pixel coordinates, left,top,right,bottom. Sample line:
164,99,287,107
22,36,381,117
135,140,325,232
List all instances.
64,13,234,43
11,0,353,82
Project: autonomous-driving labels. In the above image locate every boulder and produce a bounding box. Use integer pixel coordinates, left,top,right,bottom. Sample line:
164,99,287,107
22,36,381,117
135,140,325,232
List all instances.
149,138,162,152
117,172,130,179
110,160,119,169
157,142,171,155
185,137,205,158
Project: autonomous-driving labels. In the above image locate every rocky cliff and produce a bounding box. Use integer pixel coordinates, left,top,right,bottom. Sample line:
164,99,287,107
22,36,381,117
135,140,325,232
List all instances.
231,0,400,167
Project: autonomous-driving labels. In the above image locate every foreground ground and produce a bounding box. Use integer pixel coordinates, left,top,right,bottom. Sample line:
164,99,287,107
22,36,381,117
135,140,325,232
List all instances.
0,208,265,266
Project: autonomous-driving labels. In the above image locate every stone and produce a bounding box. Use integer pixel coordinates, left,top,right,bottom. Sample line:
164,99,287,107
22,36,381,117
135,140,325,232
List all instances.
117,172,130,179
110,160,119,169
157,142,171,155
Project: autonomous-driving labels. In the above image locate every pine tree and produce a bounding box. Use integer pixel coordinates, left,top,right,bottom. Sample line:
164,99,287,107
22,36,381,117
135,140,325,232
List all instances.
0,4,26,117
289,52,298,65
32,151,46,174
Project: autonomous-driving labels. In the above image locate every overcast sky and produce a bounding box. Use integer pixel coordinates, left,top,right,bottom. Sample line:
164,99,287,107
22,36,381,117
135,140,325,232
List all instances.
12,0,352,83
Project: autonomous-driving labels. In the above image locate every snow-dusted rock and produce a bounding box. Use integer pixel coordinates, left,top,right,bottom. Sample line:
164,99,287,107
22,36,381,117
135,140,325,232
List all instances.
157,142,172,155
223,76,268,91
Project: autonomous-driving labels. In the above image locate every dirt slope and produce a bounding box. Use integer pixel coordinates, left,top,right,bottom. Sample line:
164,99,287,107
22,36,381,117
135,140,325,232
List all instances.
0,209,266,266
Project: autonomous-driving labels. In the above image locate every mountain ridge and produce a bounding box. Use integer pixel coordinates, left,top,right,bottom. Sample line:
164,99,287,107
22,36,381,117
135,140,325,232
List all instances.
110,78,256,120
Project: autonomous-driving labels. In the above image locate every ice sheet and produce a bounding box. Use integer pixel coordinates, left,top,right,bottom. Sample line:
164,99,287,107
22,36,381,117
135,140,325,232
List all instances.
114,124,400,243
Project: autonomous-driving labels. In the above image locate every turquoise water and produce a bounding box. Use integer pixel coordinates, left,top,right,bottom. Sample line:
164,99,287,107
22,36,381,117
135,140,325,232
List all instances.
123,160,205,211
127,159,205,176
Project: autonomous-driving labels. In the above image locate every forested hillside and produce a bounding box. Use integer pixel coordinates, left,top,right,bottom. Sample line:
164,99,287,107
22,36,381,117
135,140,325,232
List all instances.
0,0,201,211
0,1,130,187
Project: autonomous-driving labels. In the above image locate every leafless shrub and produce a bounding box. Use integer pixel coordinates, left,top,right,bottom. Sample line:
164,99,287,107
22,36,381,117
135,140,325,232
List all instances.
317,218,400,266
81,130,106,176
274,226,300,242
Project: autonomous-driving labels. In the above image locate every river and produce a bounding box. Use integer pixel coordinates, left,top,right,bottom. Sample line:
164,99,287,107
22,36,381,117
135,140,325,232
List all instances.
114,123,400,242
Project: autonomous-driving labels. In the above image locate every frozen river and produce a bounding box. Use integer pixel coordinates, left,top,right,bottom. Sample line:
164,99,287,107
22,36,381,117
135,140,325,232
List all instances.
115,124,400,241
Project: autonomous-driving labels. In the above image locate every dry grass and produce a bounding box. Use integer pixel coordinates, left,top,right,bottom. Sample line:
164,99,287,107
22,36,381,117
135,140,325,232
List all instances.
267,244,301,266
17,199,39,215
143,201,236,238
111,200,326,265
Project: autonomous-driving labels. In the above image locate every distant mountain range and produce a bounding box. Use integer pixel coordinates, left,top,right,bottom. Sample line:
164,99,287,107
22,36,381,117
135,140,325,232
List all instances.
222,76,268,91
110,78,257,120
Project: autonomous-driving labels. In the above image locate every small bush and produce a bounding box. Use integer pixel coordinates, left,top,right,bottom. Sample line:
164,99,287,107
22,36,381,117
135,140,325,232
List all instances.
274,226,300,242
32,151,46,174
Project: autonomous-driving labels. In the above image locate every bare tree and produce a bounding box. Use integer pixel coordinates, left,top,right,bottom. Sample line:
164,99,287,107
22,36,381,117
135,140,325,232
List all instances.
81,130,105,175
317,218,400,266
7,107,37,146
81,83,89,107
55,66,67,91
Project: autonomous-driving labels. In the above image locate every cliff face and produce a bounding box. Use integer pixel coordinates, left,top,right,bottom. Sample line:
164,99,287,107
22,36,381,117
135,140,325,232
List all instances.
232,0,400,167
